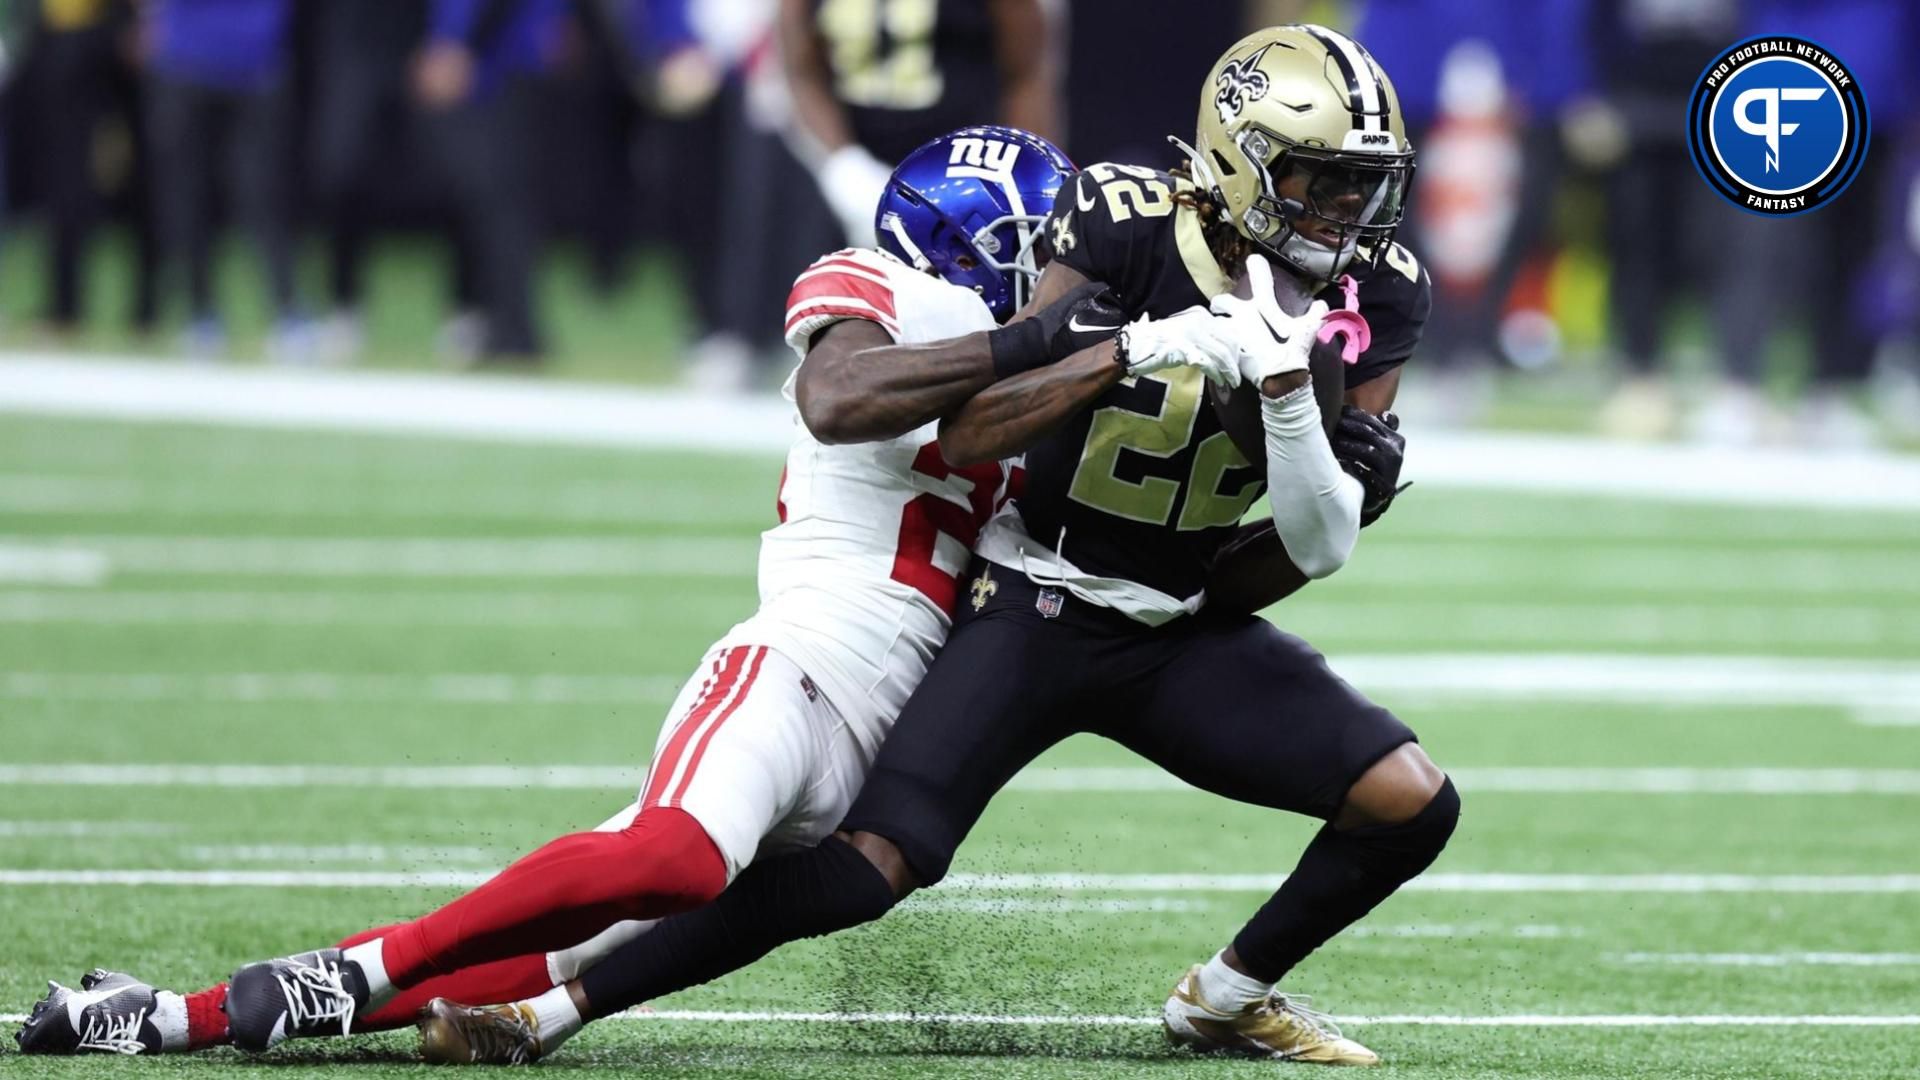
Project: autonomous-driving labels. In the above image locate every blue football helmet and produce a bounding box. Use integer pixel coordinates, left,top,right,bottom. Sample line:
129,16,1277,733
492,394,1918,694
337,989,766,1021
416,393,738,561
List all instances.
874,126,1076,322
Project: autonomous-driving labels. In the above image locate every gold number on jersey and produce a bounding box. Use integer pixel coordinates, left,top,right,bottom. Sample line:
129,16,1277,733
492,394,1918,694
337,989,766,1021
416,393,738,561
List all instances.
1068,368,1263,530
818,0,943,111
1355,240,1421,283
1084,163,1174,223
1176,431,1264,530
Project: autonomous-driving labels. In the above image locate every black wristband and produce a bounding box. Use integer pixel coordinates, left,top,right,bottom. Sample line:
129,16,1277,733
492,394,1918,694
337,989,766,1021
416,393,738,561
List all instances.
986,320,1049,381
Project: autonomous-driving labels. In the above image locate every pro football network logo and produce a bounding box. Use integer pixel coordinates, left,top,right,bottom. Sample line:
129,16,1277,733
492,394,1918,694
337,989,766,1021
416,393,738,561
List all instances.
1687,36,1869,216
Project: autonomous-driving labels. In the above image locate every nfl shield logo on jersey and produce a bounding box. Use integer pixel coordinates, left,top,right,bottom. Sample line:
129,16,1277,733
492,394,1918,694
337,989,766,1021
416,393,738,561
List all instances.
1035,588,1065,619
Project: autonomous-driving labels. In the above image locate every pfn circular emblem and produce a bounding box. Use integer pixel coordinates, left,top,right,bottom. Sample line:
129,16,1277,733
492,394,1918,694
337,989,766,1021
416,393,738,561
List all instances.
1687,36,1870,216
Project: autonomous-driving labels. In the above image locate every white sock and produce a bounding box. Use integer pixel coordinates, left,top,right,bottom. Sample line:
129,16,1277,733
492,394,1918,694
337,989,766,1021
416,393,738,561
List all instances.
524,985,583,1052
341,940,394,1010
1196,950,1272,1013
149,990,189,1052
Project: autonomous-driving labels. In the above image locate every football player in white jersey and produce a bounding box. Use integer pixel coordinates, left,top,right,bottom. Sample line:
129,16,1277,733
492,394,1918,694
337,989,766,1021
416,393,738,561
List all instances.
17,125,1240,1060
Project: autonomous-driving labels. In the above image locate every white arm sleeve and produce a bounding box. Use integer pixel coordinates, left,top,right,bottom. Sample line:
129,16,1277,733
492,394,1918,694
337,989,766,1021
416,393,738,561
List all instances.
1259,383,1363,580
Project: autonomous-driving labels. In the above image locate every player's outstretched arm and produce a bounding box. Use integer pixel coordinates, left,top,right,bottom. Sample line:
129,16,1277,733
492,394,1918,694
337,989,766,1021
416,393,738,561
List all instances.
796,280,1117,445
937,339,1129,466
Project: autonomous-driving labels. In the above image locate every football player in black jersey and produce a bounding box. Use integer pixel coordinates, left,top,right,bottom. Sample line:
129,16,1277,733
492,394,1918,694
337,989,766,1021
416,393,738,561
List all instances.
785,0,1058,246
417,26,1452,1067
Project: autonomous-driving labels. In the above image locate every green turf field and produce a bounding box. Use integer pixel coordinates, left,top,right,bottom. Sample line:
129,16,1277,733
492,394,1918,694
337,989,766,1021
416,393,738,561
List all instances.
2,413,1918,1079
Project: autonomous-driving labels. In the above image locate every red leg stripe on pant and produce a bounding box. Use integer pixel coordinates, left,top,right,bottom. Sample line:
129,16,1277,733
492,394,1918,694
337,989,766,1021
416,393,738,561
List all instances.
641,647,748,807
668,645,768,807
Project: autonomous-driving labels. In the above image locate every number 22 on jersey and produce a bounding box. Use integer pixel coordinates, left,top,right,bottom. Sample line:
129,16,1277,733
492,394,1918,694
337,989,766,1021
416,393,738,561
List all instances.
1068,368,1263,531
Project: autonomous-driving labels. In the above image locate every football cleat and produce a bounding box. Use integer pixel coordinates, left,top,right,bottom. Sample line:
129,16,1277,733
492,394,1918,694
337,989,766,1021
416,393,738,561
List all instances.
225,948,367,1052
416,997,545,1065
15,969,164,1055
1162,964,1379,1066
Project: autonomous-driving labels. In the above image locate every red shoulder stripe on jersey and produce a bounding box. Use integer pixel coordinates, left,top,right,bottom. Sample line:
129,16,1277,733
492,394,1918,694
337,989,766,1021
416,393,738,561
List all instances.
787,269,897,321
784,303,900,338
668,645,768,806
809,254,890,278
641,647,748,808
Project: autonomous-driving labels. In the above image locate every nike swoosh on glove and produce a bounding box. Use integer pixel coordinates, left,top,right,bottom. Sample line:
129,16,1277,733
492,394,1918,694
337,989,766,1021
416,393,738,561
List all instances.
1117,306,1242,388
1208,254,1329,385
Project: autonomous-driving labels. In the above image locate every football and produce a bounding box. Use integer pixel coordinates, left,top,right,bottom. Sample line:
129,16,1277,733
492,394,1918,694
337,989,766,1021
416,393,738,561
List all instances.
1208,264,1348,466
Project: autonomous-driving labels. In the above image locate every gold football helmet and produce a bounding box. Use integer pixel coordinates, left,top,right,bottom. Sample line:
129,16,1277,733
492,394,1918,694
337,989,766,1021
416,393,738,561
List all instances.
1180,24,1415,283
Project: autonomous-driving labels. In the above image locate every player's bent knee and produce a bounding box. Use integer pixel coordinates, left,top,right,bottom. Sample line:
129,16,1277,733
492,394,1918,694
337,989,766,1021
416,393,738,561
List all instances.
838,830,923,899
1337,742,1449,829
616,806,729,913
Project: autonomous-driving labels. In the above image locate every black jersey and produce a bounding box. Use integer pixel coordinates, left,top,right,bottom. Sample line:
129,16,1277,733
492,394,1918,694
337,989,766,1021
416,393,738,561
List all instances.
810,0,999,165
1015,163,1431,603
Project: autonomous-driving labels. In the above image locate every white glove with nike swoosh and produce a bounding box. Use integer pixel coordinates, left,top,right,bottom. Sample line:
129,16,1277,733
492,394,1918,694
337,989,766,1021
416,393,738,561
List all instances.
1209,254,1329,386
1116,306,1242,388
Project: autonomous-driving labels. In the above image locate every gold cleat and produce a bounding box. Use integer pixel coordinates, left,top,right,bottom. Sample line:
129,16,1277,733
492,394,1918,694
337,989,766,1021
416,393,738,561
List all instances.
1162,964,1380,1066
417,998,543,1066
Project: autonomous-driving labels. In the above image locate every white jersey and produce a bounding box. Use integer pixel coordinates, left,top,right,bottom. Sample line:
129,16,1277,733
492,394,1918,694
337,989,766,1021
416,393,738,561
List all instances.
729,247,1008,758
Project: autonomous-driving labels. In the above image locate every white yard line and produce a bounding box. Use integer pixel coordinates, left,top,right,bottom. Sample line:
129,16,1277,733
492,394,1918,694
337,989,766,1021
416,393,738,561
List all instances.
0,545,109,586
5,762,1920,796
6,1009,1909,1028
5,654,1916,708
0,591,658,627
6,763,1920,795
3,869,1918,893
0,820,183,837
7,355,1920,509
0,672,683,705
0,535,758,579
1613,952,1920,967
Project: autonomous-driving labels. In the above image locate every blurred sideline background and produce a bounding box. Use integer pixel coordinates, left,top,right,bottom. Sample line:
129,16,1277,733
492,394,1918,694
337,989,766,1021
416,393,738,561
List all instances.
0,0,1915,450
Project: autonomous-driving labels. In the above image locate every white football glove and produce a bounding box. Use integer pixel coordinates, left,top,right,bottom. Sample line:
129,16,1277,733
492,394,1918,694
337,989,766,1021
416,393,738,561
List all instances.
817,144,893,249
1116,306,1242,389
1209,254,1330,386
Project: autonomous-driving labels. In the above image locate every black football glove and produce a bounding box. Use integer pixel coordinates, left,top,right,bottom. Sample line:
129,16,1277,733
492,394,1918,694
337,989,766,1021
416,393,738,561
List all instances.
1332,406,1411,527
986,282,1126,379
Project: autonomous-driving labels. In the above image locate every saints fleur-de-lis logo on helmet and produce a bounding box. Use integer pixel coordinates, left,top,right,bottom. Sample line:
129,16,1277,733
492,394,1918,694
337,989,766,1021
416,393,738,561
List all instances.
1214,42,1275,125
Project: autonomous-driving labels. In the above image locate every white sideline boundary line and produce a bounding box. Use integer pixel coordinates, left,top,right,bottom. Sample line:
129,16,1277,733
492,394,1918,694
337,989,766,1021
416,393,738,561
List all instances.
4,869,1919,893
3,1009,1916,1028
7,763,1920,796
7,355,1920,509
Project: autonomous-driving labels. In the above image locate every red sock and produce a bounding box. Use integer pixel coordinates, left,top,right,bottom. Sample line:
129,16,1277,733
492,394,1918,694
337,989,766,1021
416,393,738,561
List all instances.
381,806,726,988
184,984,229,1050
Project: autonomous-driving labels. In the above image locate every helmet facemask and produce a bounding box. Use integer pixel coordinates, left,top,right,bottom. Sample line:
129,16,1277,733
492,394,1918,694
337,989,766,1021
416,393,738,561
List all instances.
1230,125,1413,283
971,211,1050,315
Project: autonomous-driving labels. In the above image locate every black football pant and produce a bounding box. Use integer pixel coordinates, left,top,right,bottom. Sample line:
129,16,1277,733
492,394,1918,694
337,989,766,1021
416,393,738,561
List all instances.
147,75,297,322
576,558,1431,1012
840,559,1416,883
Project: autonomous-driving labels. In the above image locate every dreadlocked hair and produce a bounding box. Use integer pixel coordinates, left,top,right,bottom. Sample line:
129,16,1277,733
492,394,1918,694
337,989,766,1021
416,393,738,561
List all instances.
1169,163,1255,277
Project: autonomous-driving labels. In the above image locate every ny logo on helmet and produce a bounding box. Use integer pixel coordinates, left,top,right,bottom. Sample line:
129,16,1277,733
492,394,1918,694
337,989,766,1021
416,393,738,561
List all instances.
948,137,1021,179
1215,42,1275,125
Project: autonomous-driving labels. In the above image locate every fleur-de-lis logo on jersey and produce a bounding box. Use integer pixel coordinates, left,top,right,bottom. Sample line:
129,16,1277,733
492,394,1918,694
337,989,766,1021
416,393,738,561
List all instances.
1215,42,1275,125
1049,214,1076,254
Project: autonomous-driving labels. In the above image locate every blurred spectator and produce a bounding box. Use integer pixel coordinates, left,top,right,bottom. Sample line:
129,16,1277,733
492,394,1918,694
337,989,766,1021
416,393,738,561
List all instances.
306,0,428,365
1359,0,1595,425
414,0,568,365
1063,0,1243,169
20,0,159,335
145,0,300,359
1590,0,1737,440
1705,0,1916,448
678,0,1058,392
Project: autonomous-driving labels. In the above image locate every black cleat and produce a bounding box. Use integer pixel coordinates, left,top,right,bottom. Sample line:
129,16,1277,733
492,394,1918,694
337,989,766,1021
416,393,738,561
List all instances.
15,969,164,1055
225,948,368,1053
